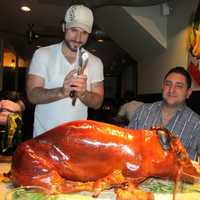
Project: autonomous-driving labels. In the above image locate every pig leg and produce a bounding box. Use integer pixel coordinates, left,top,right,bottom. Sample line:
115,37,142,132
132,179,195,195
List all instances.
92,170,128,197
93,170,150,200
116,182,154,200
92,170,148,198
13,166,94,194
11,143,94,194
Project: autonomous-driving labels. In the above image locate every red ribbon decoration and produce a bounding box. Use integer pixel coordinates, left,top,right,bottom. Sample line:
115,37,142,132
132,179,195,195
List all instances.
188,62,200,85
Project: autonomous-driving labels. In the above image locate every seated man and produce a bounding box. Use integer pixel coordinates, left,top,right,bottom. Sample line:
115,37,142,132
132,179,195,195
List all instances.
128,66,200,160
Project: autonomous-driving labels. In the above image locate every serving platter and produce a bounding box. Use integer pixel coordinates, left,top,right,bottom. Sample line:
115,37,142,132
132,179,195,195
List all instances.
0,156,12,163
3,187,200,200
1,162,200,200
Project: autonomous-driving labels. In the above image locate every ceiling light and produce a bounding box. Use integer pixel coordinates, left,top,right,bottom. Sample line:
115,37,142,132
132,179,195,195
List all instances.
90,49,96,53
21,6,31,12
97,39,104,43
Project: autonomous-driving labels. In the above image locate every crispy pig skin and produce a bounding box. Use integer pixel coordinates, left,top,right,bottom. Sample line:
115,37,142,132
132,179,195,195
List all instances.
11,120,200,199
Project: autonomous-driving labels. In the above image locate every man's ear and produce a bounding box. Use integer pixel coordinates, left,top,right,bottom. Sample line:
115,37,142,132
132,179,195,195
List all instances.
186,88,193,99
62,21,66,32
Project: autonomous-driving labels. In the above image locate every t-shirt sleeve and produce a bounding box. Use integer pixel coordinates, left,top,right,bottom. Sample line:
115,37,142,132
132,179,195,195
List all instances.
28,48,48,79
89,56,104,83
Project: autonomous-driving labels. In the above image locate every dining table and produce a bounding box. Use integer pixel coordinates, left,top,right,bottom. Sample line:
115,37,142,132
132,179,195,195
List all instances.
0,156,13,200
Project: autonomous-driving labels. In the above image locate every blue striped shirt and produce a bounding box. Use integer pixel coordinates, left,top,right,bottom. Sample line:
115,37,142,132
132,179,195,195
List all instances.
128,101,200,160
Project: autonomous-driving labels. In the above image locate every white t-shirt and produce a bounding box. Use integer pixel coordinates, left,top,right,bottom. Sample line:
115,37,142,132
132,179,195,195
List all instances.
28,42,104,137
118,100,144,122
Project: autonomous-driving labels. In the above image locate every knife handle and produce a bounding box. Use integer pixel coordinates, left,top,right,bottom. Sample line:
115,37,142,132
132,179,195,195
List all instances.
72,97,77,106
69,90,75,98
70,90,77,106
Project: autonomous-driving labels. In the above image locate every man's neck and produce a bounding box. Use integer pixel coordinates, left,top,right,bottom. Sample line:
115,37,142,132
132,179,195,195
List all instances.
62,42,76,64
162,103,177,115
162,101,185,114
161,102,178,126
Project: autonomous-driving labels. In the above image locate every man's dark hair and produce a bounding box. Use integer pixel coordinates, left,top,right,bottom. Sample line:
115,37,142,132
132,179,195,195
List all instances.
164,66,192,89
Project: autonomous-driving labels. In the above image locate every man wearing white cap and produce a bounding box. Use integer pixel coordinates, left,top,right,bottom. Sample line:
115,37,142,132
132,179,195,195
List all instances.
26,5,104,137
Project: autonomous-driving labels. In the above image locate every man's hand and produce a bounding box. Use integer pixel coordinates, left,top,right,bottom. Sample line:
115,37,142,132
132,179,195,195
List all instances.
62,70,87,98
71,74,87,98
0,100,22,125
0,100,21,113
62,69,77,97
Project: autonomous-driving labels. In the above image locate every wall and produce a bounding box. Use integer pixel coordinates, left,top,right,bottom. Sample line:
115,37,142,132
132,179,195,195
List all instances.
124,4,167,48
138,0,200,94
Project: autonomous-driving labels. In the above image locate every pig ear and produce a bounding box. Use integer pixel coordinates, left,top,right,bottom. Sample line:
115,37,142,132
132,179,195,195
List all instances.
157,129,171,151
61,20,66,33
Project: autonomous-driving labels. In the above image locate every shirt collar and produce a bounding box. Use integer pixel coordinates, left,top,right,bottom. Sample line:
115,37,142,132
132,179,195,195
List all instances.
161,101,186,113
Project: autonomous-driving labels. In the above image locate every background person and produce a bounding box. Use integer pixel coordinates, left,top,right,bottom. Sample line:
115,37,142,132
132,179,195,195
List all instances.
0,91,26,154
128,66,200,160
112,91,143,126
26,5,104,137
117,91,143,122
0,91,25,125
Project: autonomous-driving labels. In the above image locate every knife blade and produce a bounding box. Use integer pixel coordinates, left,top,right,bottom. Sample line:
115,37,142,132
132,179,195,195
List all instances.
70,48,89,106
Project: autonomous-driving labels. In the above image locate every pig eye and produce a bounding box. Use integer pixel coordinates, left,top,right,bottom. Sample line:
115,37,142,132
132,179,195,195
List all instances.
177,151,186,161
157,129,171,151
177,151,181,157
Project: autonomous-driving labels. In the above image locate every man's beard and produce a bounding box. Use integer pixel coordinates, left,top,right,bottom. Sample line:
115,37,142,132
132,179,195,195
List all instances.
64,39,82,52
